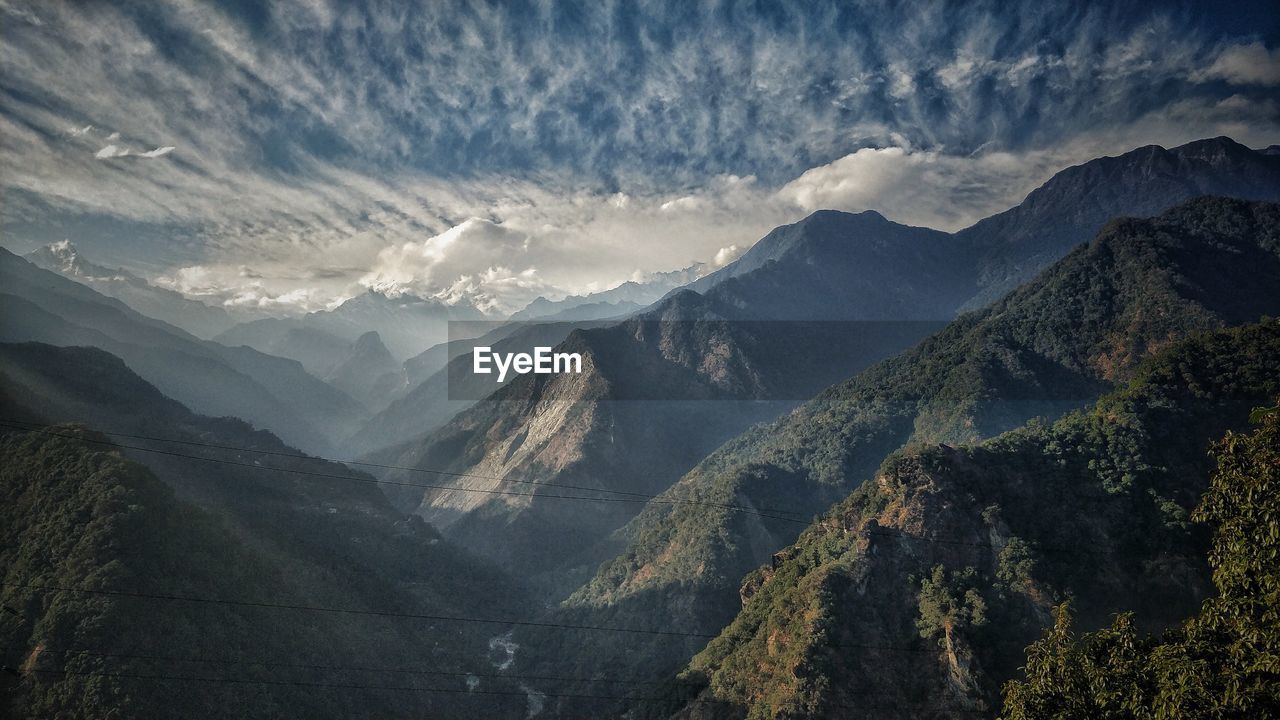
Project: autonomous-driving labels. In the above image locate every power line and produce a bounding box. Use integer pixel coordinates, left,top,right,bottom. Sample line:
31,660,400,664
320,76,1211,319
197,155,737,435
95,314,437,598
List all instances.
0,419,814,525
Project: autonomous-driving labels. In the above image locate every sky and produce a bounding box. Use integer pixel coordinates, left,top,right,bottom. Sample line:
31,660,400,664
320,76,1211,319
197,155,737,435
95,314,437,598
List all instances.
2,0,1278,316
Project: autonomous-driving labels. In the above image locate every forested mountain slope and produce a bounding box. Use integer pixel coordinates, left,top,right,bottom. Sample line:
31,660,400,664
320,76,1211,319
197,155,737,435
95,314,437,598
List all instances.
668,320,1280,719
1001,402,1280,719
378,287,939,592
0,343,533,718
378,139,1280,599
522,198,1280,710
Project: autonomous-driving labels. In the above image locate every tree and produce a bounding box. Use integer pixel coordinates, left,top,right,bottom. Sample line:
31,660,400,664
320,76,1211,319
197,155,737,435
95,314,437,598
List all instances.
1001,403,1280,719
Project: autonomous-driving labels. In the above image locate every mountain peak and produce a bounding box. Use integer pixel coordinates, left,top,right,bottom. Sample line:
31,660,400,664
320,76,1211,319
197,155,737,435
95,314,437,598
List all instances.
353,330,388,352
45,239,78,259
804,208,885,221
651,288,713,318
25,240,128,282
792,208,891,232
27,240,82,272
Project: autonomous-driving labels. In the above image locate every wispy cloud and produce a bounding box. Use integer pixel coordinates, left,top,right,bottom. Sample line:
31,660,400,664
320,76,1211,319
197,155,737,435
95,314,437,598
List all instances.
1195,42,1280,86
94,144,130,159
1,1,1277,313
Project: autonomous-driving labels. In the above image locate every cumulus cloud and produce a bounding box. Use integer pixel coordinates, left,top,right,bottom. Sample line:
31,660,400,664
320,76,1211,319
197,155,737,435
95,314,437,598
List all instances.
777,145,1068,231
1195,42,1280,86
155,264,336,315
359,218,544,312
712,245,744,268
436,267,559,315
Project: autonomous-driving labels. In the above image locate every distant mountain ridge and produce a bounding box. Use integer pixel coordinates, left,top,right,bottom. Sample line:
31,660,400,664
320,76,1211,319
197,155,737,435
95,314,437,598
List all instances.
692,209,971,320
24,240,238,339
0,248,365,454
682,137,1280,318
217,288,490,365
511,263,710,321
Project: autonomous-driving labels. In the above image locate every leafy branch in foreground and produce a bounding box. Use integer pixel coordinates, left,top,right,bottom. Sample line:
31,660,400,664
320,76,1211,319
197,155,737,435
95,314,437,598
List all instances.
1001,402,1280,719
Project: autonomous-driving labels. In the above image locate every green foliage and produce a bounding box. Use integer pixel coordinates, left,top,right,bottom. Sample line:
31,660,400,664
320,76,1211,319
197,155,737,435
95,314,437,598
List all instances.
917,565,989,644
996,538,1039,596
0,343,537,719
0,427,529,719
1001,403,1280,719
577,197,1280,611
670,318,1280,719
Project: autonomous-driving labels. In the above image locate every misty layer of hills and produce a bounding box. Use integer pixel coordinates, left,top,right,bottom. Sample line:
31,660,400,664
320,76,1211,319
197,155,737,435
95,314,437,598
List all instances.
4,137,1280,719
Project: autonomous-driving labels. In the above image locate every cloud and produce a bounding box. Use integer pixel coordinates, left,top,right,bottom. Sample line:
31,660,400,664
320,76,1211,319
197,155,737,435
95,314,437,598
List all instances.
436,267,558,315
94,144,129,159
155,264,336,314
0,0,43,27
659,196,707,213
777,145,1068,231
359,218,542,312
3,1,1278,314
1195,42,1280,86
712,245,744,268
93,143,174,160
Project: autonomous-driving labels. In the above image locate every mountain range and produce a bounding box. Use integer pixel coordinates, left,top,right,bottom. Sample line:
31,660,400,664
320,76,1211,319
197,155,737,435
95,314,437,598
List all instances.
365,139,1280,602
375,286,943,591
4,137,1280,719
669,318,1280,718
0,249,366,454
681,137,1280,320
507,197,1280,714
0,342,531,719
215,289,491,365
24,240,239,339
511,263,712,322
